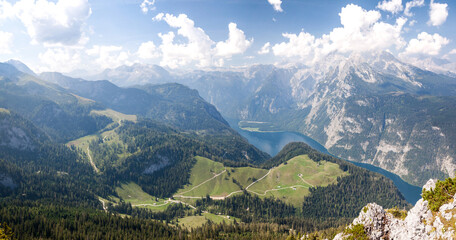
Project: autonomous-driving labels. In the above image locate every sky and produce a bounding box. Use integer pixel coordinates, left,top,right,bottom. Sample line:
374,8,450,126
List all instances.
0,0,455,74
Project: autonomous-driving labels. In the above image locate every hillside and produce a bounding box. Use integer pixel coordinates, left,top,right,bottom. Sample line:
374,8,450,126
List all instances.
173,155,347,207
0,61,411,239
39,72,231,133
0,63,112,142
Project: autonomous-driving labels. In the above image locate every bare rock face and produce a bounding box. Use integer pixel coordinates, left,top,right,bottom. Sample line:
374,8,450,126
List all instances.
422,179,437,191
335,179,456,240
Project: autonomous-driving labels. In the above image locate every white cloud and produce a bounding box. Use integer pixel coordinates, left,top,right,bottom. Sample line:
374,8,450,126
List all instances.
215,23,253,57
271,4,407,63
86,45,131,69
0,0,14,19
258,42,271,54
137,41,160,59
38,44,132,73
153,13,252,68
449,49,456,55
268,0,283,12
377,0,403,14
155,13,214,68
272,32,316,60
0,31,13,54
403,32,449,56
38,48,82,72
140,0,155,14
428,0,448,26
0,0,91,45
339,4,381,32
404,0,424,16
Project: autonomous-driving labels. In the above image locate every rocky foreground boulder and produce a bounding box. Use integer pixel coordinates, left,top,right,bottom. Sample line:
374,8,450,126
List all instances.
334,179,456,239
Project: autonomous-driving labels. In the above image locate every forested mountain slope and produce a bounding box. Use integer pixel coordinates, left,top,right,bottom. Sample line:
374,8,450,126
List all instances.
0,61,410,239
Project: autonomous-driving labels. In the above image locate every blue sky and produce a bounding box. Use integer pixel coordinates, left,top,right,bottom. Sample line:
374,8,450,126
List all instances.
0,0,454,73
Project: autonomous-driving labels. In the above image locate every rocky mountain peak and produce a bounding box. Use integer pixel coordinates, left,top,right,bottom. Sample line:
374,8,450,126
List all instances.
88,63,173,87
334,178,456,240
5,59,37,77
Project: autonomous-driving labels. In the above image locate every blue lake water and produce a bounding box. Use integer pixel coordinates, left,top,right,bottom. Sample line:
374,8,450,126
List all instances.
228,120,422,204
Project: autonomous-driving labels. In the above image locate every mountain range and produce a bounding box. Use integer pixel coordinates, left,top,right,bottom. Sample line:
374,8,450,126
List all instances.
0,57,413,238
59,52,456,187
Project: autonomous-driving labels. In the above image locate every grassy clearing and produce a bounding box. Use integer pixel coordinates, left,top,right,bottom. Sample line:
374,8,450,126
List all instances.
67,109,139,171
177,212,238,230
248,155,348,206
90,109,137,123
175,156,267,198
115,182,167,207
228,167,268,187
262,187,310,206
175,155,347,206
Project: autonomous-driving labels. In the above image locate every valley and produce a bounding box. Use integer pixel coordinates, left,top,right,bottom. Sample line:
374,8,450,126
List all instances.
2,0,456,238
0,54,452,239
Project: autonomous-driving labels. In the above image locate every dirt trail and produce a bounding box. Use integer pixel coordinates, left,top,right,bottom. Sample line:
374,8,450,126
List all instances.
175,169,227,196
245,169,271,190
173,166,312,201
298,174,314,187
247,185,309,196
87,147,100,173
99,198,108,212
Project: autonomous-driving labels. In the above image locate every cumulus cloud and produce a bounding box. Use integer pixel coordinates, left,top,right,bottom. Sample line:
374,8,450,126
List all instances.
38,44,132,73
0,31,13,54
152,13,252,68
403,32,449,56
154,13,214,68
0,0,14,19
428,0,448,26
0,0,91,45
38,48,82,72
86,45,131,70
271,4,407,64
377,0,403,14
258,42,271,54
215,23,253,57
140,0,155,14
137,41,160,59
404,0,424,16
268,0,283,12
272,32,316,60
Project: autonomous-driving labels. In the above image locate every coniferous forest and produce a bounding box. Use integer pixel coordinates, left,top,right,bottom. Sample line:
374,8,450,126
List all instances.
0,64,410,239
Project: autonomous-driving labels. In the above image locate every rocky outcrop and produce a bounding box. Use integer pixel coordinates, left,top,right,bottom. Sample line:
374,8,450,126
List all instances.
334,179,456,239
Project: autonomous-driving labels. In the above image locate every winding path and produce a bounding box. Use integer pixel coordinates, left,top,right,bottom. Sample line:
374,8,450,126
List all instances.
87,147,100,173
245,169,271,190
132,199,197,209
98,198,108,212
172,167,318,201
247,185,309,196
298,174,314,187
174,169,227,196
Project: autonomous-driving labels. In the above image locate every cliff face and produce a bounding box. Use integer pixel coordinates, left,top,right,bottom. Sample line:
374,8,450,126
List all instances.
334,179,456,239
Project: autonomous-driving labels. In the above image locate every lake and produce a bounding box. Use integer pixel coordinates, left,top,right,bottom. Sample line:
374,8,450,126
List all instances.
228,119,422,204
